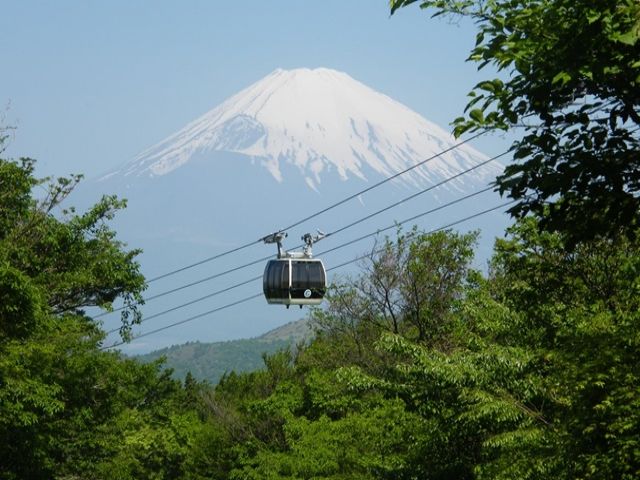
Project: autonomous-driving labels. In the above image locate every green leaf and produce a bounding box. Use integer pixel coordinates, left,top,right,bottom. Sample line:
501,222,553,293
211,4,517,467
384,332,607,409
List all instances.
477,81,496,93
586,10,601,24
469,109,484,123
613,30,639,46
552,71,572,85
389,0,418,15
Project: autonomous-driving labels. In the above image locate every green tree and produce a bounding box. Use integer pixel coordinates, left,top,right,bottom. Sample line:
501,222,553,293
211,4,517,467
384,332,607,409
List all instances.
391,0,640,242
343,219,640,479
312,228,478,347
199,348,432,480
483,220,640,479
0,155,203,479
291,230,485,478
0,157,145,333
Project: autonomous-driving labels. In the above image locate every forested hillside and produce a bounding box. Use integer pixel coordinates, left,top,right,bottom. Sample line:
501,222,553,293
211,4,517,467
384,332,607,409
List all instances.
137,318,313,384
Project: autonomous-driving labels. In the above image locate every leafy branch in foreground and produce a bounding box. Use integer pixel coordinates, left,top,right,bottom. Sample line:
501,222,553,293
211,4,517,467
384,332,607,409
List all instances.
391,0,640,243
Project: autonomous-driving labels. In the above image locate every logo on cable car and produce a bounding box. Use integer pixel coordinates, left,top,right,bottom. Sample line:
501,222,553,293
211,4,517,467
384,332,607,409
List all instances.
304,289,312,298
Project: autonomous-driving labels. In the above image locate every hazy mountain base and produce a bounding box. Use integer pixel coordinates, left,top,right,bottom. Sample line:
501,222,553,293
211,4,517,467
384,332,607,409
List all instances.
136,318,313,384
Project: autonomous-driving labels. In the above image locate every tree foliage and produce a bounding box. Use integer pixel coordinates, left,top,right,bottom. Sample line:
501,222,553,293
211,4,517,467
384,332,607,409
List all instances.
0,155,202,479
390,0,640,242
341,221,640,479
314,229,478,347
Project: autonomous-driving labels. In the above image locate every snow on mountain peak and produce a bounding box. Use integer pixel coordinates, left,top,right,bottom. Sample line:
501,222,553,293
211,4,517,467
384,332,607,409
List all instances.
113,67,500,189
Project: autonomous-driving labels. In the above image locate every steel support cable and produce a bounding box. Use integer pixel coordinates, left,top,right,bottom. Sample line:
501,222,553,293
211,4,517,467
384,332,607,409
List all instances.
102,293,265,350
95,255,274,319
321,151,507,241
104,275,263,335
275,132,486,233
104,184,495,336
320,186,495,257
146,240,263,283
142,132,485,284
325,200,515,272
96,147,502,319
102,199,514,350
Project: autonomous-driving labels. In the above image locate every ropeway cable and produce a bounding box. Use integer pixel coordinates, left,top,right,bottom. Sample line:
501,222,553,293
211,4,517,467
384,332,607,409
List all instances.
142,132,486,284
101,199,515,350
96,146,502,319
104,275,264,335
95,254,274,319
103,184,495,336
320,152,506,240
146,240,264,283
102,293,266,350
275,132,486,233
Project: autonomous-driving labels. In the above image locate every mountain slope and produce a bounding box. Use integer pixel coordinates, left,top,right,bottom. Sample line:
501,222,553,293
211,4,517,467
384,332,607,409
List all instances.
137,319,313,384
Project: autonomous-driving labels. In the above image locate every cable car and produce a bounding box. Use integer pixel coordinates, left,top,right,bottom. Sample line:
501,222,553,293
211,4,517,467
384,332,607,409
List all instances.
262,231,327,308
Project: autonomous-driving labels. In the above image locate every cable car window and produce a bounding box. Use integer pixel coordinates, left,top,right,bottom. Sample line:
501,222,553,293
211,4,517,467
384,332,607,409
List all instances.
264,261,275,298
291,261,307,288
290,261,326,300
264,260,290,300
308,262,324,289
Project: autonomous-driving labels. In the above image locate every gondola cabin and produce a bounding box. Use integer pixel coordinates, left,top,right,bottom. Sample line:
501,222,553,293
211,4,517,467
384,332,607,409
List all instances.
263,258,326,307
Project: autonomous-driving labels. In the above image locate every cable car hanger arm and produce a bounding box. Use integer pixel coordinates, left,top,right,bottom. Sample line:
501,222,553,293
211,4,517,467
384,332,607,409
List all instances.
262,229,326,259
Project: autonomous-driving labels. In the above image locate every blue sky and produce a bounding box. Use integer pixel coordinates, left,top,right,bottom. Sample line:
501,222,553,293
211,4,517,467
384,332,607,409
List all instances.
1,0,511,179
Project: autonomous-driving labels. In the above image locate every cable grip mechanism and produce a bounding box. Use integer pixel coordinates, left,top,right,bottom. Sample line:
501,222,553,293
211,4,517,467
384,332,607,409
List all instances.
263,230,326,258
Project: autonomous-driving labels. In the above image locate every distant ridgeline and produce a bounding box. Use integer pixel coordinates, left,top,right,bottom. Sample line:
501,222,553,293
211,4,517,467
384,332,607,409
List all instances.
137,319,313,384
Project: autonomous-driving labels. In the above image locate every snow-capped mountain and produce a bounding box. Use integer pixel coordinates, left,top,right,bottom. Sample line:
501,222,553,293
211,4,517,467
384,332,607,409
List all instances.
102,68,500,191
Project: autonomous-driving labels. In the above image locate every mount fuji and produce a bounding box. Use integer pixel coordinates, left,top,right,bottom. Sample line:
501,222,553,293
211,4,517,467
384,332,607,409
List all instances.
82,68,509,352
101,67,500,191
